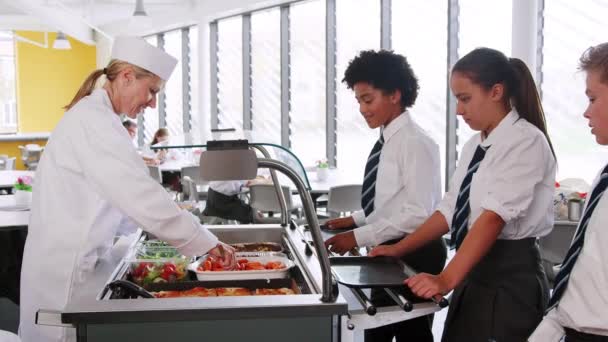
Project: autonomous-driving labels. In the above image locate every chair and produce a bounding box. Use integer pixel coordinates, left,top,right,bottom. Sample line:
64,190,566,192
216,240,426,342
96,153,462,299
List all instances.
148,165,163,184
18,144,43,170
539,221,578,286
180,166,208,201
248,184,302,223
327,184,362,218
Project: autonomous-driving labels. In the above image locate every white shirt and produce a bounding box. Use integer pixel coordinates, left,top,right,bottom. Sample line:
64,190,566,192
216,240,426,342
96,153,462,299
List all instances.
209,180,246,196
437,110,556,239
353,112,442,247
19,89,218,342
530,165,608,340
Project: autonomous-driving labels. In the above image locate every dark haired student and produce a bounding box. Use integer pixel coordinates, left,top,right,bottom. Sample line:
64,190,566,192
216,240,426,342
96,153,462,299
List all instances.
371,47,557,342
324,50,446,342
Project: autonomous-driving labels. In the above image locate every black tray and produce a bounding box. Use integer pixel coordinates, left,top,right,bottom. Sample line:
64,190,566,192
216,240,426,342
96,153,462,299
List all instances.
329,256,416,288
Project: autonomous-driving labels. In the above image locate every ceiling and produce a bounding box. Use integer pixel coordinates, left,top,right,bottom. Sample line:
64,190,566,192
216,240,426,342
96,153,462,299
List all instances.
0,0,199,44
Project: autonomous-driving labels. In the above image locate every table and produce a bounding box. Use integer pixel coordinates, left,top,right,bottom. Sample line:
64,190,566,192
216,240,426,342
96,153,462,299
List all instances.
0,195,30,230
158,158,197,172
306,168,361,195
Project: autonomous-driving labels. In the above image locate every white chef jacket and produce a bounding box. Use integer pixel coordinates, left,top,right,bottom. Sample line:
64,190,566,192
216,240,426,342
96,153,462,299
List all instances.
437,110,556,239
352,111,442,247
19,89,218,342
529,165,608,341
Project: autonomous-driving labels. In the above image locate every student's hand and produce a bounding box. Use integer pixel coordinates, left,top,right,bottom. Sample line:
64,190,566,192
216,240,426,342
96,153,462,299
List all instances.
325,216,355,230
207,242,237,270
369,244,403,258
325,231,357,255
404,272,451,299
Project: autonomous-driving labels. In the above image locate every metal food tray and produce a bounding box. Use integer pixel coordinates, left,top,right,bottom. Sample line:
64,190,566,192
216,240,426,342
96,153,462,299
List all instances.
230,242,283,253
189,255,295,281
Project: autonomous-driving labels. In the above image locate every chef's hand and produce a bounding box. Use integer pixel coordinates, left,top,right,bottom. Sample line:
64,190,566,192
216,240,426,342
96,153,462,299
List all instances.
404,273,450,299
369,244,403,258
207,242,237,270
325,216,355,230
324,231,357,255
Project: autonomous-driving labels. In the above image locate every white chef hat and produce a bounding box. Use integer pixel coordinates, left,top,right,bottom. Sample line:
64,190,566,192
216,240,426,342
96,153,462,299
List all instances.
110,36,177,81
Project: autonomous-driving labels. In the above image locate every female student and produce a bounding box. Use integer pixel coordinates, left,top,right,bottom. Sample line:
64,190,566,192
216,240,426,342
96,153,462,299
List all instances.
324,50,445,342
530,43,608,342
371,47,556,342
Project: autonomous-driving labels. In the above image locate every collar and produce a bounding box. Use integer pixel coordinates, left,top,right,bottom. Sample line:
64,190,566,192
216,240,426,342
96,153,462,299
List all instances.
382,110,410,143
480,109,520,148
95,88,125,125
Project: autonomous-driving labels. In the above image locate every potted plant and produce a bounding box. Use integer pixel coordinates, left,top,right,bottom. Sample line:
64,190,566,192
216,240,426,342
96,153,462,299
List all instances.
14,175,33,207
315,159,329,181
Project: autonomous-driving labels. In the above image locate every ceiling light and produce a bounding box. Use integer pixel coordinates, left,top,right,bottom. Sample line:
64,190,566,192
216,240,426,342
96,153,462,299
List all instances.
133,0,148,16
52,31,71,50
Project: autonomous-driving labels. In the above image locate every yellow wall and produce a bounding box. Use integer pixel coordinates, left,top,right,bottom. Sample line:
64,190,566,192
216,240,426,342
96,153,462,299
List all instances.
15,31,97,132
0,31,96,169
0,140,47,170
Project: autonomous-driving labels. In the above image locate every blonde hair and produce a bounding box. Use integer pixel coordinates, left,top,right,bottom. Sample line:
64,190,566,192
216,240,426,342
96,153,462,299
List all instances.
64,59,156,110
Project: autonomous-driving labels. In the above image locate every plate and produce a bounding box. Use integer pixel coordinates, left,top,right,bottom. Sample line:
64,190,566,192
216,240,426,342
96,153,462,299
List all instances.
189,255,294,281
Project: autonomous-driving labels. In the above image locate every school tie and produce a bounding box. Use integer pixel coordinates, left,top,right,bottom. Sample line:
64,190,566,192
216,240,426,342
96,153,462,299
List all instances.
361,134,384,217
546,164,608,313
450,144,489,250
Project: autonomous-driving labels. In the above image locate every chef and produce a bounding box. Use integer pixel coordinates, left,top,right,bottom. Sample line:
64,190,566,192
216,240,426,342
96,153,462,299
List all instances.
19,36,236,342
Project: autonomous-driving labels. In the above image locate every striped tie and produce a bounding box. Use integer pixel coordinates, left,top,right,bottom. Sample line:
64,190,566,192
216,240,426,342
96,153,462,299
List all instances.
450,144,489,250
361,135,384,217
546,164,608,313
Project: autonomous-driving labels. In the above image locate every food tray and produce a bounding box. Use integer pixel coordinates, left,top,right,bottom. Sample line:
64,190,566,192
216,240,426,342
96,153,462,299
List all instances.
230,242,283,253
329,256,416,288
189,255,294,281
127,256,190,286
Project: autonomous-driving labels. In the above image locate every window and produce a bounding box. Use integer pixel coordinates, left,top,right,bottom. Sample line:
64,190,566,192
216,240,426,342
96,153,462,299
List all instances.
456,0,513,157
335,0,381,170
392,1,448,188
251,8,281,144
217,16,243,130
142,35,159,144
0,31,17,133
190,26,201,143
541,0,608,184
163,30,184,138
290,0,326,167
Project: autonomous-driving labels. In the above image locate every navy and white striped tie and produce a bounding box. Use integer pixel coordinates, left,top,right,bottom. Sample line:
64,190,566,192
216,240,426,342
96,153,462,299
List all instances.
450,145,489,250
361,135,384,217
546,164,608,313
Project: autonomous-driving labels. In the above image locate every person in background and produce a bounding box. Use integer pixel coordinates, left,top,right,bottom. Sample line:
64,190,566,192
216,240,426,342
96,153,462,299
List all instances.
141,128,170,163
19,36,236,342
371,47,556,342
530,42,608,342
122,119,138,148
324,50,445,342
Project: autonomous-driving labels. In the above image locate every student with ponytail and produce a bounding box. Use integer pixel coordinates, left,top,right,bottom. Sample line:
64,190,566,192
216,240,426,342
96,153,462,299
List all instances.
371,47,556,341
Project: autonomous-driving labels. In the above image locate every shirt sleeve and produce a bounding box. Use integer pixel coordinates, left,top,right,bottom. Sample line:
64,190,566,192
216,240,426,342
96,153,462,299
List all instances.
352,209,367,227
354,136,441,247
479,133,552,223
528,309,565,342
74,112,218,257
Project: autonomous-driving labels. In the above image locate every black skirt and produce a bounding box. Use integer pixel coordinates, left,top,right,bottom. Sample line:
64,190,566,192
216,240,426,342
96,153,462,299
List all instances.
442,238,549,342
